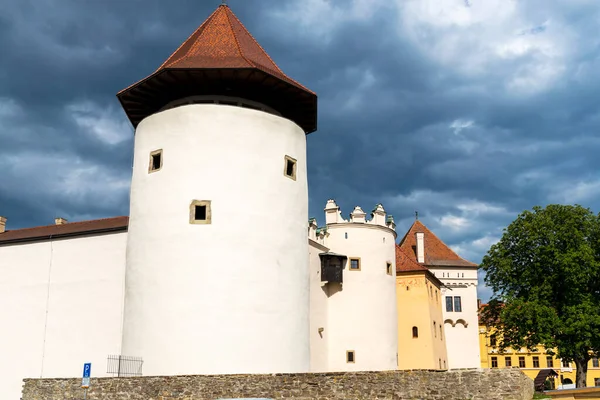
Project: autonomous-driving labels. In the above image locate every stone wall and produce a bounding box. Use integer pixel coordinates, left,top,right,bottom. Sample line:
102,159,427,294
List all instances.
22,369,534,400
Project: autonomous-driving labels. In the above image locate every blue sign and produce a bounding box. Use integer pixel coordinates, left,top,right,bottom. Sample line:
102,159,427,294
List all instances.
83,363,91,378
82,363,91,389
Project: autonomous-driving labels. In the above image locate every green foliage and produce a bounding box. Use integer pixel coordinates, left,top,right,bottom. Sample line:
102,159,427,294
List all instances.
481,205,600,387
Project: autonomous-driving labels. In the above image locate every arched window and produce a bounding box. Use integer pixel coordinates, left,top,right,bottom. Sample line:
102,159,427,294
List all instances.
412,326,419,338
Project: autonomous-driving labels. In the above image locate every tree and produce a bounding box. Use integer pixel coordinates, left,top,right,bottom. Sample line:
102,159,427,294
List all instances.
481,204,600,388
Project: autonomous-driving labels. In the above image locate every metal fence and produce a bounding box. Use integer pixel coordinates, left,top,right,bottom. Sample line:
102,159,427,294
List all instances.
106,355,143,377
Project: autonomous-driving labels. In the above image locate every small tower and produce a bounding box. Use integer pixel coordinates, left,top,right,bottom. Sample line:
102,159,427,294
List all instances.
118,4,317,376
317,200,398,372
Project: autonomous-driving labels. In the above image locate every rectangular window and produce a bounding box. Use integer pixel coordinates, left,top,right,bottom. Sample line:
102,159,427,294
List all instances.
595,378,600,387
454,296,462,312
505,357,512,367
386,262,392,275
149,149,163,173
562,360,570,368
490,335,497,347
283,155,297,181
593,358,599,368
189,200,212,225
547,356,554,368
446,296,453,312
533,356,540,368
491,357,498,368
346,350,355,363
519,357,526,368
349,258,361,271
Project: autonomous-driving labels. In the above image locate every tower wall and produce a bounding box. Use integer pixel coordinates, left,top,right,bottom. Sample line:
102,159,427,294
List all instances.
121,103,310,375
320,203,398,372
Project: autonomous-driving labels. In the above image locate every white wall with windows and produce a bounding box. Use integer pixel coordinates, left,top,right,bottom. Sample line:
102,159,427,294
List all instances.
431,266,480,369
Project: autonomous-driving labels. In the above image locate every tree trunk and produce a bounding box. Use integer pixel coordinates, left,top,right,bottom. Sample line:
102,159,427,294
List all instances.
574,357,589,388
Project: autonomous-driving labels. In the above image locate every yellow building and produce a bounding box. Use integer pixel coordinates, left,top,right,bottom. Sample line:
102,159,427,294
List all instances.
479,306,600,389
396,246,448,370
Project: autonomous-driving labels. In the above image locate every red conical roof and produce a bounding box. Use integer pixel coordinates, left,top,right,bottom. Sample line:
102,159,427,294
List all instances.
117,5,317,133
154,5,312,94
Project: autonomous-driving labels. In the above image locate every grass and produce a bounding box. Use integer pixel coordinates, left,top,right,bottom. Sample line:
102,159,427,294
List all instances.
533,393,551,399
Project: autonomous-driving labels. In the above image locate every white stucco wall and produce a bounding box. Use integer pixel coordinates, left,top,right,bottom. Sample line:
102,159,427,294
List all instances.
122,103,310,376
430,267,480,369
0,232,127,400
321,219,398,372
308,239,329,372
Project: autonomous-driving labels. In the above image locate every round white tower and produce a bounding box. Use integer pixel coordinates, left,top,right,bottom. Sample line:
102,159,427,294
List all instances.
116,4,317,376
320,200,398,372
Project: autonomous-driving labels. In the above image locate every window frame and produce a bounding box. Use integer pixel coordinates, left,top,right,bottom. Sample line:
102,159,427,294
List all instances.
533,356,540,368
349,257,361,271
519,356,526,368
283,155,297,181
505,357,512,367
491,357,498,368
148,149,163,173
454,296,462,312
546,356,554,368
445,296,453,312
593,358,599,368
346,350,355,364
189,200,212,225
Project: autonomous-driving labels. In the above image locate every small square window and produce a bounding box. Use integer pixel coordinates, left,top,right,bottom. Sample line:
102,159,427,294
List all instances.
284,155,297,181
386,262,392,275
346,350,355,363
349,258,361,271
149,149,163,173
189,200,212,225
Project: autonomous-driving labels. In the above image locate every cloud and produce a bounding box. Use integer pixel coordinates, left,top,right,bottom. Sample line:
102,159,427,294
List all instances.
66,101,132,145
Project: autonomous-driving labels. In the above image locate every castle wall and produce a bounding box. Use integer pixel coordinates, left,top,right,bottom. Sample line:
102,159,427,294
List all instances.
21,369,535,400
0,232,127,400
308,239,329,372
122,103,310,376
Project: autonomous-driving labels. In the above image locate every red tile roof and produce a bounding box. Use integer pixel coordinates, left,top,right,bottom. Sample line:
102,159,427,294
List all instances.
0,217,128,245
396,244,443,287
398,220,478,268
119,5,313,96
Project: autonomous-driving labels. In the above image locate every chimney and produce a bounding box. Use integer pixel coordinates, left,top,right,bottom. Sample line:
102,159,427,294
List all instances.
55,217,68,225
415,232,425,263
0,216,6,233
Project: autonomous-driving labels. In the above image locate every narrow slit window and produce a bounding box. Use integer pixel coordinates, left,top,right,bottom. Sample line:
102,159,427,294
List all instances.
189,200,212,225
349,258,361,271
283,155,297,180
346,350,355,363
149,149,163,173
386,262,392,275
412,326,419,338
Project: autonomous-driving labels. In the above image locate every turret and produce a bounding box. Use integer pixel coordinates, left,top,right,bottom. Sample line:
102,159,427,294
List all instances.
119,4,317,376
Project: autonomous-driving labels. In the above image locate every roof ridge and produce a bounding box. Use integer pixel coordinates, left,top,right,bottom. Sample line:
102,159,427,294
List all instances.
223,5,255,69
157,6,221,71
2,216,128,233
224,6,284,74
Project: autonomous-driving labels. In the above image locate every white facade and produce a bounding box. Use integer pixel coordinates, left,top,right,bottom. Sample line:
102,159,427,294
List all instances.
430,266,480,369
311,200,398,372
0,232,127,400
121,102,310,376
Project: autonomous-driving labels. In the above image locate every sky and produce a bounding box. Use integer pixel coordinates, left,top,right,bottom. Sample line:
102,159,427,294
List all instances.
1,0,600,301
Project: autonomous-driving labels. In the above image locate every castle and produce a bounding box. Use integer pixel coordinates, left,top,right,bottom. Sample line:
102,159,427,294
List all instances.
0,4,480,399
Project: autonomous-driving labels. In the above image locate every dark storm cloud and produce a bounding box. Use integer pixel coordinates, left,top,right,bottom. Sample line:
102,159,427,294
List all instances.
2,0,600,300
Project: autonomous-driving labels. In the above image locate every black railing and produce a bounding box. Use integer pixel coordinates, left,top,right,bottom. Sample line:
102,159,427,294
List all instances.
107,355,143,377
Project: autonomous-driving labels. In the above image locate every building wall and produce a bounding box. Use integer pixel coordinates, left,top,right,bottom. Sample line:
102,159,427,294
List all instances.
0,232,127,400
320,215,398,372
308,239,329,372
122,103,311,376
397,273,447,370
479,324,600,388
430,266,480,369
